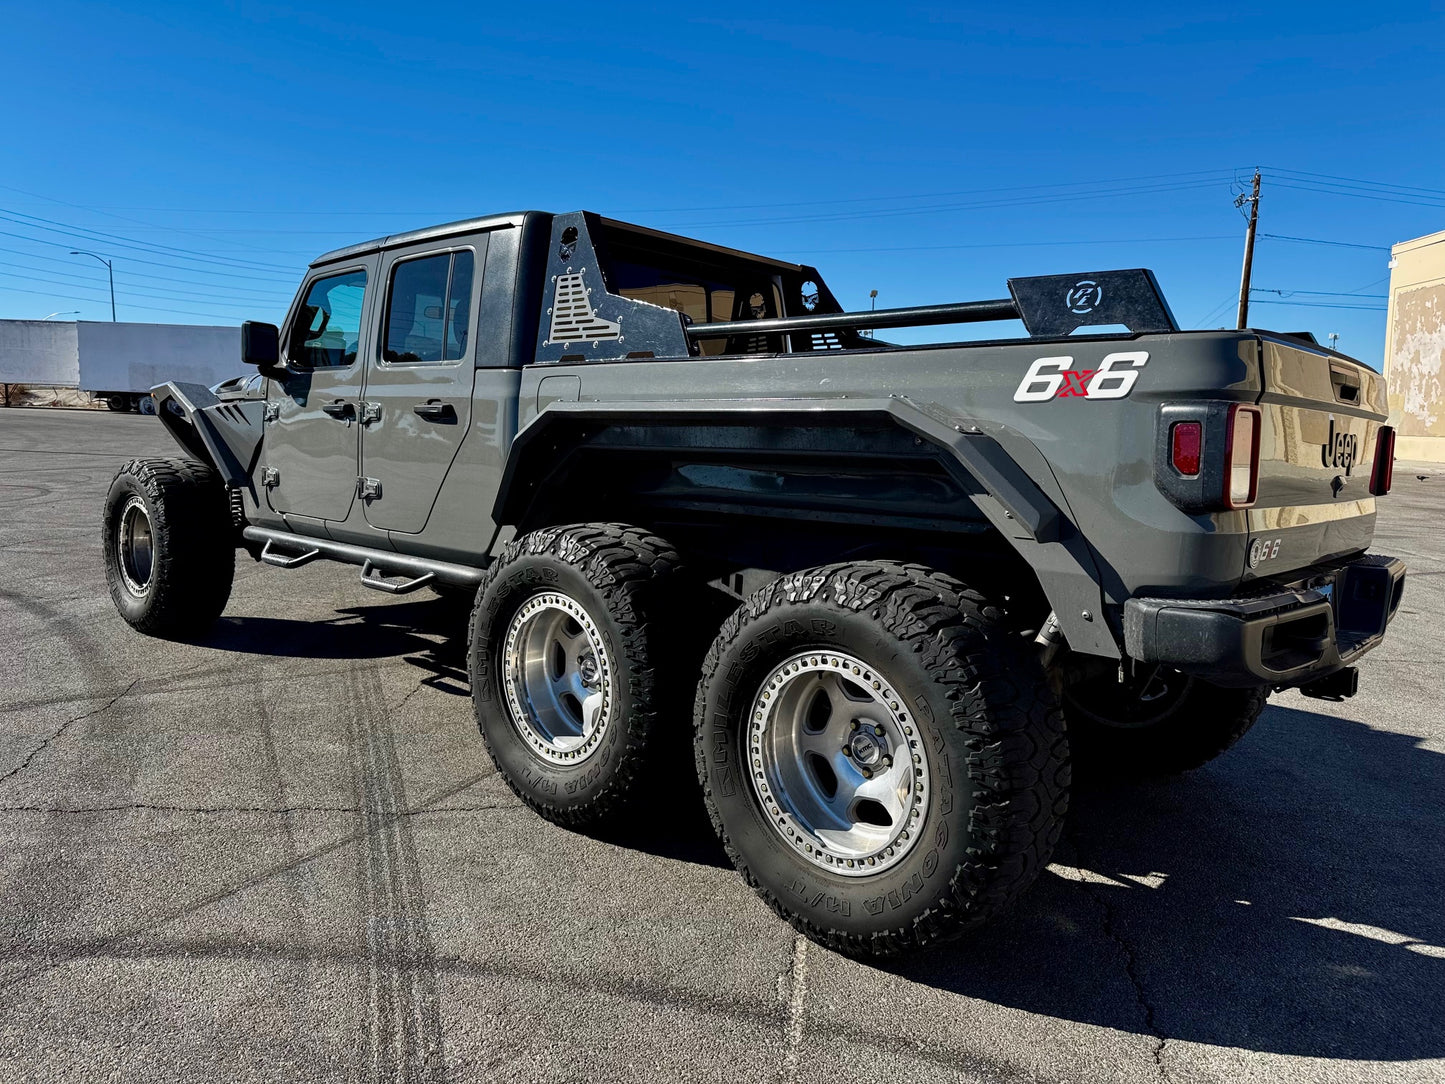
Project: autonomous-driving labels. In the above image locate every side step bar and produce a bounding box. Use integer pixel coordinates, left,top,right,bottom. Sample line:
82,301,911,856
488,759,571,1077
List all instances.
242,526,486,594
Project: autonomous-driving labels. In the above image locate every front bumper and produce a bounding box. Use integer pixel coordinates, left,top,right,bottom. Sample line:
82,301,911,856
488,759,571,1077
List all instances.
1123,554,1406,688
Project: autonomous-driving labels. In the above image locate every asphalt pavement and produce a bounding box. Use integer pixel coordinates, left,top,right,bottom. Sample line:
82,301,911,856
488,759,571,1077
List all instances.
0,409,1441,1084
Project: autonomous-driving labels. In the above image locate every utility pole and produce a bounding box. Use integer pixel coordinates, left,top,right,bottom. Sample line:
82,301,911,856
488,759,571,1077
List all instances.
1235,170,1261,329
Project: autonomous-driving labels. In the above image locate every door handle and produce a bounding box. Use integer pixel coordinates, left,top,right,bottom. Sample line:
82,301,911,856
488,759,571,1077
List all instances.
321,400,354,419
412,401,455,421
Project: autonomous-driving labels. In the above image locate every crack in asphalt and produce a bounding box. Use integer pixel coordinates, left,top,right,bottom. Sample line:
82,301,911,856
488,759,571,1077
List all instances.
1065,829,1169,1080
0,679,139,787
389,679,429,716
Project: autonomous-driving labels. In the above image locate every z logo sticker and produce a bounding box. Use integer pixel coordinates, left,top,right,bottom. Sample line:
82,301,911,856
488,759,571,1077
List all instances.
1013,351,1149,402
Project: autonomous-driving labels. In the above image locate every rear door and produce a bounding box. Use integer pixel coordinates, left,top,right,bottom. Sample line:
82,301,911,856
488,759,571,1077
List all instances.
264,263,374,522
357,235,486,533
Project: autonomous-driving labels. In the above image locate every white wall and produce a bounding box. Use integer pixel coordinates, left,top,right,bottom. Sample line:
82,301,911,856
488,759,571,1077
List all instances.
76,321,241,393
0,320,81,386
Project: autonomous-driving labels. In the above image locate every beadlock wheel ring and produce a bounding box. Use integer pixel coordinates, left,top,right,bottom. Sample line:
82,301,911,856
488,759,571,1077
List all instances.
117,494,154,597
502,591,615,765
748,650,930,878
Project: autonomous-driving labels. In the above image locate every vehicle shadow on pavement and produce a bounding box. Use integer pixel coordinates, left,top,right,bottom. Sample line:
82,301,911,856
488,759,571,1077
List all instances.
199,596,473,680
892,704,1445,1060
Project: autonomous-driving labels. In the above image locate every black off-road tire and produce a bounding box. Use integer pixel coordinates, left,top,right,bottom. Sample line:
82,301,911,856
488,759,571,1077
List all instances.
695,562,1070,957
468,523,689,828
102,457,236,637
1064,670,1268,776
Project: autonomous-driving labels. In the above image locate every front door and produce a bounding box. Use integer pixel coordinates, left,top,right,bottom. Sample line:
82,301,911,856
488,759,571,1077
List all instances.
358,237,485,533
264,263,375,523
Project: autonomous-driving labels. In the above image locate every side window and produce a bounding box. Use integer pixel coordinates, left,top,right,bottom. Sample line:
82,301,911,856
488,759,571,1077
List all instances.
290,270,367,367
384,250,474,364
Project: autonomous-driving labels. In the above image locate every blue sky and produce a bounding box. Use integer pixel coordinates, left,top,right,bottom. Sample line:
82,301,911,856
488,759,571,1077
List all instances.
2,1,1443,366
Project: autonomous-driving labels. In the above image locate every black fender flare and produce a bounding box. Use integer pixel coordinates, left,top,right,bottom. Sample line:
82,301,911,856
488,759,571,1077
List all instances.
151,381,265,492
493,397,1118,658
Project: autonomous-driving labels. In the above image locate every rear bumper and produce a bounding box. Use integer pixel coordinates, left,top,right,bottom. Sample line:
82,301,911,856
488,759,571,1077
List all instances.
1123,554,1406,688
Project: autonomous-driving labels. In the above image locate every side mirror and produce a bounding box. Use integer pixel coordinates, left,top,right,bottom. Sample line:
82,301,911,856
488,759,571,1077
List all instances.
241,321,281,371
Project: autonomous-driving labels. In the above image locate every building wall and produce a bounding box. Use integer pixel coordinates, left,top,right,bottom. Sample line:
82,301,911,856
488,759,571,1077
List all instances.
0,320,80,386
1383,228,1445,462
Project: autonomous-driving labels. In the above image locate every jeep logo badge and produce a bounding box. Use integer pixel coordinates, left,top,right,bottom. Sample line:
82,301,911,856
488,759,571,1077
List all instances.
1322,418,1358,475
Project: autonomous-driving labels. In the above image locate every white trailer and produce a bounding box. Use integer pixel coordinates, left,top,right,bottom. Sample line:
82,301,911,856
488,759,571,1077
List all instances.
0,319,244,412
77,322,242,412
0,320,81,388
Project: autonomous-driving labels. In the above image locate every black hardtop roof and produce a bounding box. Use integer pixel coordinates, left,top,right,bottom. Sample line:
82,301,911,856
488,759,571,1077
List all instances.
309,210,806,273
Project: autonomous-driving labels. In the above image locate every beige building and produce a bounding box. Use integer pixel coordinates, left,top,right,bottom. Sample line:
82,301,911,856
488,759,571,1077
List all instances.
1384,228,1445,462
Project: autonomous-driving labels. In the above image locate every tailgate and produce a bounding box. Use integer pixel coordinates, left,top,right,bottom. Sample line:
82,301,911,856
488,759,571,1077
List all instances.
1246,336,1388,581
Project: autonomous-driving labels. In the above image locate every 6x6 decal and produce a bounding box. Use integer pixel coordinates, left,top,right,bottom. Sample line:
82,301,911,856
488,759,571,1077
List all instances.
1013,351,1149,402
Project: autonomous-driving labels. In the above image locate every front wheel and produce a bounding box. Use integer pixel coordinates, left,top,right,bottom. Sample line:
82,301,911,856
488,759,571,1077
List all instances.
695,562,1069,956
102,458,235,637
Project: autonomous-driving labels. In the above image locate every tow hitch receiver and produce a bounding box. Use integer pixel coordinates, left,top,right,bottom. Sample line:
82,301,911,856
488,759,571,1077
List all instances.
1299,666,1359,702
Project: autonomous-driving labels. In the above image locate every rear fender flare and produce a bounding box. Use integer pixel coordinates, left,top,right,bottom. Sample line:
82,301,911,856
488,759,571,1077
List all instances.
494,397,1118,657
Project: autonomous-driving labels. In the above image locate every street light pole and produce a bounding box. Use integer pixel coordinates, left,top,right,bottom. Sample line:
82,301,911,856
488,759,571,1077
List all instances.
42,310,81,320
69,251,116,321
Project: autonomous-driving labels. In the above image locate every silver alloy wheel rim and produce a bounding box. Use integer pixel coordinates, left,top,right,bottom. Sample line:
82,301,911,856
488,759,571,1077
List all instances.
748,651,929,877
117,495,155,596
502,591,614,765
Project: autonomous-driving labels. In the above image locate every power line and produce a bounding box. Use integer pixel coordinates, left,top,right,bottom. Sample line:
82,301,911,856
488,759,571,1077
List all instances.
665,179,1228,233
0,248,295,300
0,264,290,310
784,234,1237,255
0,230,299,283
1249,298,1387,311
1265,166,1445,199
1260,233,1391,252
0,281,247,322
1252,288,1389,299
0,209,301,273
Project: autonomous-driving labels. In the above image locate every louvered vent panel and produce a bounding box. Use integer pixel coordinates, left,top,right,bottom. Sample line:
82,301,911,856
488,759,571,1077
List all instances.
549,273,621,342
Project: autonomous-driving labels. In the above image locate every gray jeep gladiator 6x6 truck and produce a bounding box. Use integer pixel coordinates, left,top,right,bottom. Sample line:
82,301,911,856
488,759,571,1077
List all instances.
101,210,1405,955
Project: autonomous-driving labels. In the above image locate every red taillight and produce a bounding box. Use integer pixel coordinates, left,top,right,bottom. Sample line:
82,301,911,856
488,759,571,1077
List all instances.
1370,425,1396,495
1170,421,1202,476
1223,404,1260,508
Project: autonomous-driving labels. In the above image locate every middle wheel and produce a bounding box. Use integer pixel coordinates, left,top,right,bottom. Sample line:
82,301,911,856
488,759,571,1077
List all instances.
468,523,686,827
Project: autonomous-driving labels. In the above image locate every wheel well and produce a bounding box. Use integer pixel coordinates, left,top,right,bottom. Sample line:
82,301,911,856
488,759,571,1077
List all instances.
504,425,1052,623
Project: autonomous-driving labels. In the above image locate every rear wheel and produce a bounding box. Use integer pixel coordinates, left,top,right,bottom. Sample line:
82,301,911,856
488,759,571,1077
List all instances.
468,523,689,827
695,562,1069,956
1063,666,1268,776
102,458,235,637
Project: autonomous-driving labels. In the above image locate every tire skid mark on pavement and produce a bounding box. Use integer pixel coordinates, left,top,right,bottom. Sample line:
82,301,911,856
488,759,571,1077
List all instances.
253,672,318,1049
0,771,496,1010
0,587,127,789
349,664,448,1083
